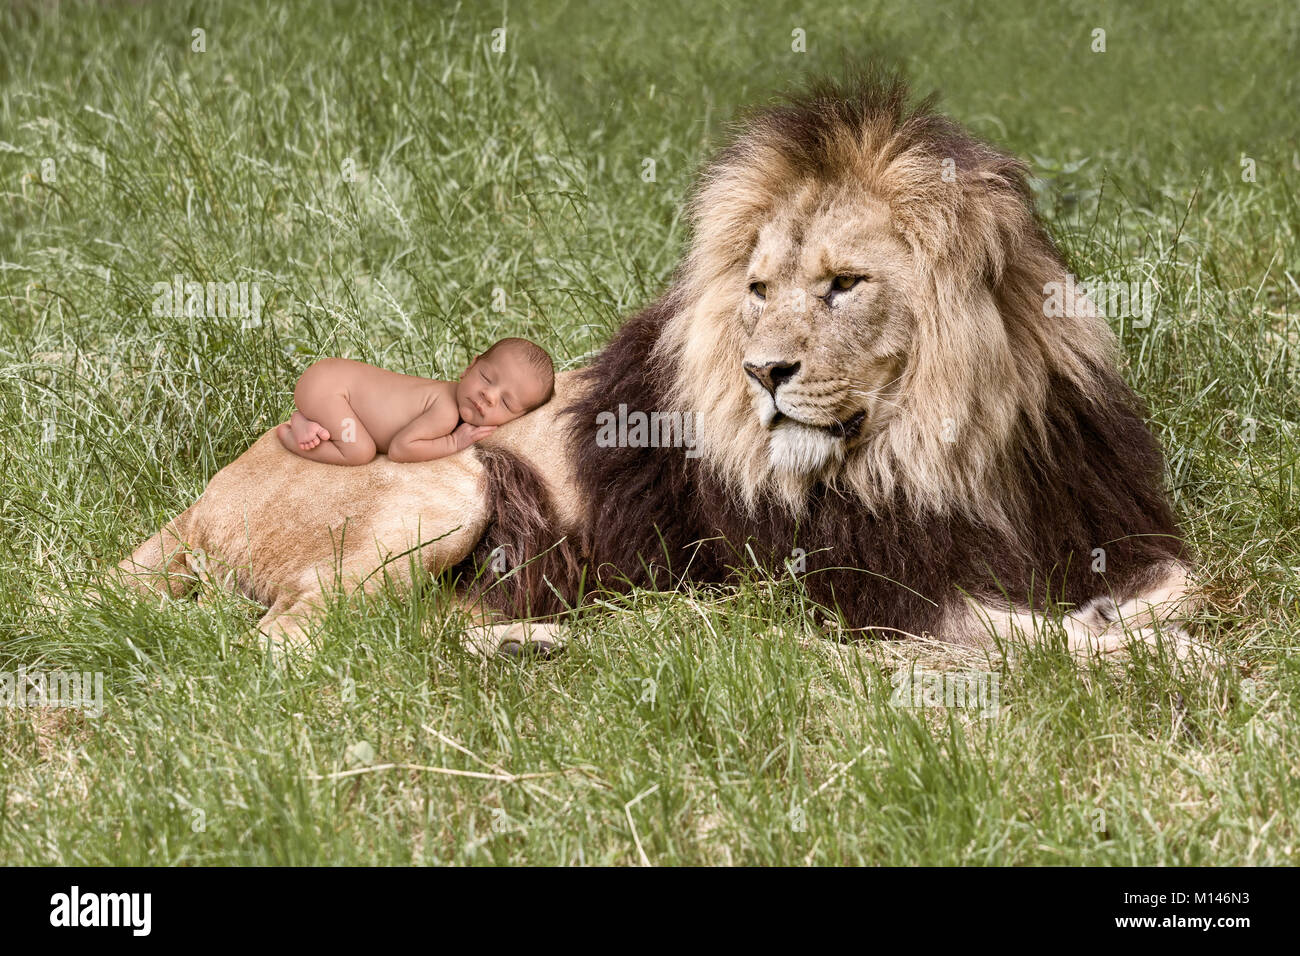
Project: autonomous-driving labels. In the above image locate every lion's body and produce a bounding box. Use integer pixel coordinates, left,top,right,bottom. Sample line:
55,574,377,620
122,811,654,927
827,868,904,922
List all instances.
121,372,587,646
118,73,1198,658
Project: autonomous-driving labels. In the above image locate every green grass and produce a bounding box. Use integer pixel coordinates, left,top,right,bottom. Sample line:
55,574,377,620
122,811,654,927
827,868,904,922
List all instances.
1,0,1297,864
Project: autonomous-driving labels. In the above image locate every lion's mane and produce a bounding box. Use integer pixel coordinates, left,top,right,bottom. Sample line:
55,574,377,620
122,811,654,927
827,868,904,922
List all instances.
457,71,1185,637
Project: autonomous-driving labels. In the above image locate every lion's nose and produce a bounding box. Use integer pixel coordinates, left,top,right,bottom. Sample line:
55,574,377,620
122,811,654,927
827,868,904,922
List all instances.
744,360,800,396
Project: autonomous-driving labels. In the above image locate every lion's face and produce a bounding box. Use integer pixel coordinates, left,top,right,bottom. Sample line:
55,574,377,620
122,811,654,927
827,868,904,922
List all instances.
657,79,1119,517
739,189,915,476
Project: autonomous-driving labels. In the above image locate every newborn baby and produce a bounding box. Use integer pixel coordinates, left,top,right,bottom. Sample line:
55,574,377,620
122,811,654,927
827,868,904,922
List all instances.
276,337,554,465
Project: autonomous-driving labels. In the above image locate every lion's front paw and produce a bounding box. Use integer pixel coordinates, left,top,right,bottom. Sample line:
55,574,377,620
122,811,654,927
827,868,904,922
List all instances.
462,620,567,659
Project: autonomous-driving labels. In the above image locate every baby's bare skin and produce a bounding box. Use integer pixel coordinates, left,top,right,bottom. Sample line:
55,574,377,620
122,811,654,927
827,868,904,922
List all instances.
276,344,551,466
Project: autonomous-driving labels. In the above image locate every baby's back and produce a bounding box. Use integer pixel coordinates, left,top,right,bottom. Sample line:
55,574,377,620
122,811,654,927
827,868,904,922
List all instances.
324,359,450,452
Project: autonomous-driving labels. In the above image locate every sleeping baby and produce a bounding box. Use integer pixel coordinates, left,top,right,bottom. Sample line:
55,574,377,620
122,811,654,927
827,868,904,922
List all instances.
276,337,554,465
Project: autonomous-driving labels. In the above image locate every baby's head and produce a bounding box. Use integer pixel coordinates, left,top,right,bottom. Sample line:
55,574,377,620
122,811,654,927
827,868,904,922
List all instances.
457,337,554,427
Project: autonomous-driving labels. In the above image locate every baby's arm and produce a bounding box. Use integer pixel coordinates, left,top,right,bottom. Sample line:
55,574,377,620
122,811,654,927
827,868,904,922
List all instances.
387,404,495,463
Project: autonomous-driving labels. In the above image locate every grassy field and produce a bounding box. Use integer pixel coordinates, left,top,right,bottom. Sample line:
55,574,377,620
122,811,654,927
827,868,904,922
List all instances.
0,0,1297,865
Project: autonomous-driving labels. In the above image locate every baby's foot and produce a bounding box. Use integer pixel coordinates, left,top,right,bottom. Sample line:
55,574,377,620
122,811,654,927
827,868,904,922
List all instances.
276,422,298,454
289,411,330,449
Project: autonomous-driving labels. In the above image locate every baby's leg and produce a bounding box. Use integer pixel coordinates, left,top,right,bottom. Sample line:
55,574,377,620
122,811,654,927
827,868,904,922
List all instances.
278,369,377,465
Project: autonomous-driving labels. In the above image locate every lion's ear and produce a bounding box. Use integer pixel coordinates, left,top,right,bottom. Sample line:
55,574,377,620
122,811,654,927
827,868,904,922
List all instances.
975,157,1046,286
935,174,1040,292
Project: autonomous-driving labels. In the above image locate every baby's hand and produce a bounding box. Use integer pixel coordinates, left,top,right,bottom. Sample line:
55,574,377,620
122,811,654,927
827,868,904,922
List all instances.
452,422,496,450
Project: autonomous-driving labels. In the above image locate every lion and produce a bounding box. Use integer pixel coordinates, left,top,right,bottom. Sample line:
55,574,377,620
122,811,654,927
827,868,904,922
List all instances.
115,71,1200,661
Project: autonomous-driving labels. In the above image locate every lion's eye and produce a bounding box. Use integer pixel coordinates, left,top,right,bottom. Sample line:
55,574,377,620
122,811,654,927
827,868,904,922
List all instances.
832,275,862,292
750,281,767,300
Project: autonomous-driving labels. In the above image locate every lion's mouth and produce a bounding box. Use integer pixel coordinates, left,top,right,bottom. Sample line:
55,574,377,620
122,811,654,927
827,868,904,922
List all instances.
771,409,866,440
829,410,866,440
